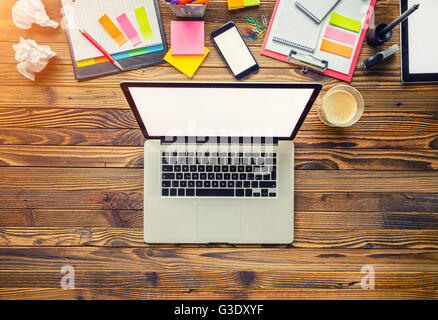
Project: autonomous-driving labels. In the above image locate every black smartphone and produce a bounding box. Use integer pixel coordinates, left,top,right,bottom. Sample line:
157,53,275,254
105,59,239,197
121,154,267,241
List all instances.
211,21,259,81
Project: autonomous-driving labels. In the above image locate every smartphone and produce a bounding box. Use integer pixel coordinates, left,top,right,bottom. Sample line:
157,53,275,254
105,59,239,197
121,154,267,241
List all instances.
211,21,259,80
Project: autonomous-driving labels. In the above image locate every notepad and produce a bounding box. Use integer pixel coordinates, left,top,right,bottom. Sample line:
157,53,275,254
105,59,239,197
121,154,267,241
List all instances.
295,0,340,24
270,0,322,52
329,12,361,33
164,47,209,78
171,21,204,55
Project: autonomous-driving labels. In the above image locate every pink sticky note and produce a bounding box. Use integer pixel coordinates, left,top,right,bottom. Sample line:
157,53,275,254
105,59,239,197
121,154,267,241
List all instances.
324,26,357,46
116,13,142,46
171,21,204,55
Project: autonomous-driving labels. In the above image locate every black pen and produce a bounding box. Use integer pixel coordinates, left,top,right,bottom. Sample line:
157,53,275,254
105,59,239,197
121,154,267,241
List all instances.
361,45,399,69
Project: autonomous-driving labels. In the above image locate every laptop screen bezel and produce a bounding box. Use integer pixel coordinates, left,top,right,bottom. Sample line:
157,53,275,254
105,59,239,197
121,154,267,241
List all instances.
120,81,322,141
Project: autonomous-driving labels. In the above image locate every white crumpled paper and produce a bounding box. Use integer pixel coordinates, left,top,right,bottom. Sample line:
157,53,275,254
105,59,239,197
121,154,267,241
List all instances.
12,0,59,29
13,37,56,81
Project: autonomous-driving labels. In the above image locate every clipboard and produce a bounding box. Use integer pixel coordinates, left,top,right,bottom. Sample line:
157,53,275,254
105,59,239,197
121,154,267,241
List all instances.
61,0,167,81
261,0,376,82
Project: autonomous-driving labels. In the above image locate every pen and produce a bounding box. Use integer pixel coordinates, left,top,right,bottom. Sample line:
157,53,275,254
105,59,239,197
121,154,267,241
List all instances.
380,3,419,35
79,28,124,71
361,44,399,70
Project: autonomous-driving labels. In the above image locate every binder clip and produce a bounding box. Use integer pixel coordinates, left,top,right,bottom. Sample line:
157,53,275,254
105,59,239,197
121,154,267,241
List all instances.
288,50,328,73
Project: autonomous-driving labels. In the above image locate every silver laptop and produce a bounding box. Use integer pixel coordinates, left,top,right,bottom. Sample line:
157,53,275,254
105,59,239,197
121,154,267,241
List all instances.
121,82,322,244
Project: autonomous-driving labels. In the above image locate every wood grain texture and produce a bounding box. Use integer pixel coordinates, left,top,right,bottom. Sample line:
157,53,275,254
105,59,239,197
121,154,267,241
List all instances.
0,0,437,300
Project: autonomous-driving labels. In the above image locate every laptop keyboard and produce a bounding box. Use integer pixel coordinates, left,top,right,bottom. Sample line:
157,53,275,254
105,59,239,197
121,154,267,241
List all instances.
161,152,277,198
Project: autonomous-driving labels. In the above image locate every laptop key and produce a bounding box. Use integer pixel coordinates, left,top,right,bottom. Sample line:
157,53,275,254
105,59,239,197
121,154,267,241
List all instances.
176,173,183,180
188,181,195,188
172,181,179,188
236,181,242,188
200,173,207,180
180,181,187,188
196,181,202,188
253,192,260,197
228,181,234,188
178,189,185,196
184,173,191,180
236,189,244,197
212,181,219,188
174,165,181,172
259,181,276,188
220,181,227,188
190,165,197,172
269,193,276,197
245,189,252,197
196,189,234,197
224,173,231,180
170,189,177,196
162,173,175,180
204,181,211,188
244,181,250,188
192,173,199,180
186,189,195,196
162,188,169,196
208,173,215,180
182,165,189,172
162,181,171,188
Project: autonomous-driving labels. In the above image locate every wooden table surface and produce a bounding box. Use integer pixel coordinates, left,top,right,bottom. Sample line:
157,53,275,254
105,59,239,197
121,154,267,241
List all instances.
0,0,437,300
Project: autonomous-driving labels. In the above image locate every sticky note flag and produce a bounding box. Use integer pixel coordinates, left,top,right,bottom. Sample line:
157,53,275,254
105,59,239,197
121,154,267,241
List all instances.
324,26,356,46
228,0,245,10
135,7,153,41
98,14,127,46
116,13,142,46
329,12,361,33
320,39,353,58
164,47,209,78
244,0,260,7
171,21,204,56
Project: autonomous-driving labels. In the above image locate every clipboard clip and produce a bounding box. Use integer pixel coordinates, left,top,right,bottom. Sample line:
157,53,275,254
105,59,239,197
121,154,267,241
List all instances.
288,50,328,73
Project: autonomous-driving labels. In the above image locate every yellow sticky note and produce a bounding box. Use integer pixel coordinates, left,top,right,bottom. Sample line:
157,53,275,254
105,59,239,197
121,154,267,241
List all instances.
164,47,209,78
244,0,260,7
320,39,353,58
98,14,127,46
228,0,245,10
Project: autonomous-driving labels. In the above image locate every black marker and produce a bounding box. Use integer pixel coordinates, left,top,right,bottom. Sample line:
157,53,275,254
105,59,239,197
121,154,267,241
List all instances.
361,45,399,69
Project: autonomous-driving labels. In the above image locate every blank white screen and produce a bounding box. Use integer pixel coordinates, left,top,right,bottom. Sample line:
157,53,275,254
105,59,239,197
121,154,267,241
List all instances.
213,27,257,76
128,86,314,138
408,0,438,73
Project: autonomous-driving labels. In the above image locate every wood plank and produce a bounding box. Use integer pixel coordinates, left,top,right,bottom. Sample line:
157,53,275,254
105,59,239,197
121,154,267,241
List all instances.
0,128,144,146
0,106,437,132
1,226,438,248
1,209,437,231
0,167,437,193
0,287,436,300
0,146,437,170
1,128,438,150
1,247,437,272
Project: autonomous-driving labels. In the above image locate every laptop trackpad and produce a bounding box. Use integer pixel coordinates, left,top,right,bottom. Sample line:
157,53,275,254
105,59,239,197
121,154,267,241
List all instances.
196,205,241,239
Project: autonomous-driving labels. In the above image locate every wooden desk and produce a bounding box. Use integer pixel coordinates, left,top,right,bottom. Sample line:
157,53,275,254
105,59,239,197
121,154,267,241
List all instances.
0,0,437,300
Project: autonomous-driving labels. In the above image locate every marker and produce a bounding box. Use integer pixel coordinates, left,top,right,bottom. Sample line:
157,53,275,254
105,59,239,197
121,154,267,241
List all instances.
79,29,124,71
361,44,399,69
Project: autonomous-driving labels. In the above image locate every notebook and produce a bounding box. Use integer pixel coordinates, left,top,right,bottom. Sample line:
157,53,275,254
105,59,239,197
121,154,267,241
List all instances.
295,0,340,24
262,0,376,82
170,21,204,55
271,0,322,52
60,0,167,80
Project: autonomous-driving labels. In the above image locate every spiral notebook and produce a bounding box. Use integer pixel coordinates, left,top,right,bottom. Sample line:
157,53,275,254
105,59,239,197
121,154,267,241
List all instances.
271,0,321,53
295,0,340,24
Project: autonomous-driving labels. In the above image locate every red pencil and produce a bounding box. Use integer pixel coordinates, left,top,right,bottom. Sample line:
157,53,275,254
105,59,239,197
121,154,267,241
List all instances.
79,28,124,71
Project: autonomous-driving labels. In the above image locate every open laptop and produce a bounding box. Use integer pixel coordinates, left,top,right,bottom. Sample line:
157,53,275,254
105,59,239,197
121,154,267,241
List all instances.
121,82,322,244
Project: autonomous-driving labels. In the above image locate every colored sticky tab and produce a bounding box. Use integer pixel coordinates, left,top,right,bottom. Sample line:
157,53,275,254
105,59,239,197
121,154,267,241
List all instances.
98,14,127,46
244,0,260,7
171,21,204,55
320,39,353,58
324,26,357,46
134,7,153,41
164,47,209,78
329,12,361,33
116,13,142,46
228,0,245,10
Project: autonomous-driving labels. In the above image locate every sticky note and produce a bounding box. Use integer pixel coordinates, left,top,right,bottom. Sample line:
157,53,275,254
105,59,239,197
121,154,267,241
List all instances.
243,0,260,7
116,13,142,46
320,39,353,58
228,0,245,10
164,47,209,78
135,7,153,41
98,14,127,46
329,12,361,33
77,58,96,68
324,26,357,46
171,21,204,56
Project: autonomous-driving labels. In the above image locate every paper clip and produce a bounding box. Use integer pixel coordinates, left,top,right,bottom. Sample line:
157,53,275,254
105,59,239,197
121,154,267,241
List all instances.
261,15,267,26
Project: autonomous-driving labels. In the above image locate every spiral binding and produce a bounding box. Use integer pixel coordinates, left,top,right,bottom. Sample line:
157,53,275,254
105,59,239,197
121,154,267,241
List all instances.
273,36,314,53
295,2,321,24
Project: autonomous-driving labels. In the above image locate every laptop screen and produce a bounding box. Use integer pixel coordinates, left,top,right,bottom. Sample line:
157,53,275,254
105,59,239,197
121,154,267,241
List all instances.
122,82,321,140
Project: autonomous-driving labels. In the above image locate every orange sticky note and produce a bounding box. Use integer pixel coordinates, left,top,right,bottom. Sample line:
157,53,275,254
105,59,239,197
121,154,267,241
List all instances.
320,39,353,58
98,14,127,46
228,0,245,10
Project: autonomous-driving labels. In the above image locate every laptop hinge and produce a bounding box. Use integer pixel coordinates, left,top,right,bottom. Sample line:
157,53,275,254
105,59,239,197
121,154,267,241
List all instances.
160,137,278,145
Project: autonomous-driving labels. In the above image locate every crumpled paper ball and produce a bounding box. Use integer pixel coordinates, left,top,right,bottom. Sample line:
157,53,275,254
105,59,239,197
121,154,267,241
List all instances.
13,37,56,81
12,0,59,29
